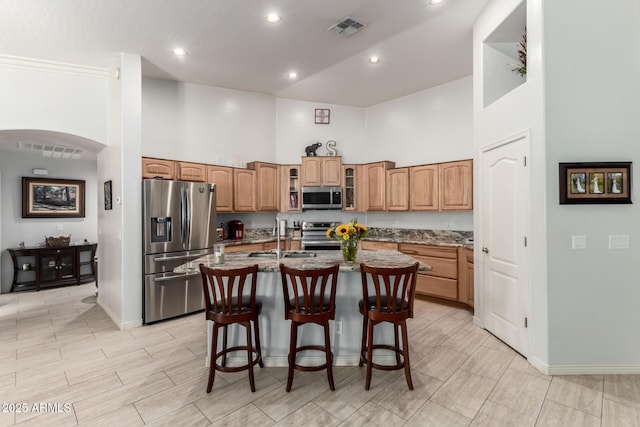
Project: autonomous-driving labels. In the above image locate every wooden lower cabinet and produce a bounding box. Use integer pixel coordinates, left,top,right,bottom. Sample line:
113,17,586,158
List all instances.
458,247,474,307
399,243,458,301
360,241,398,251
225,243,266,253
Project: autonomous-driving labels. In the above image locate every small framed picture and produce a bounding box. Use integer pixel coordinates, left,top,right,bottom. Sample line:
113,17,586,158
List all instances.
104,180,112,210
315,109,330,124
559,162,632,204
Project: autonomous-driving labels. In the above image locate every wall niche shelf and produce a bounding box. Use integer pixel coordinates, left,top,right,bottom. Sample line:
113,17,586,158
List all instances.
482,1,527,108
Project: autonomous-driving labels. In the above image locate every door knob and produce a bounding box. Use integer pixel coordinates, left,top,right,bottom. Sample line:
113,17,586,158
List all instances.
482,247,489,254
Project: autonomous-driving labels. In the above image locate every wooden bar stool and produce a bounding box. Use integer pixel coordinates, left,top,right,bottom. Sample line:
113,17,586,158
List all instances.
358,262,419,390
280,263,339,392
199,264,264,393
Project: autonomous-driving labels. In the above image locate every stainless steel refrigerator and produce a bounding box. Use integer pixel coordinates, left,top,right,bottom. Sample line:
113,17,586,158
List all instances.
142,179,216,323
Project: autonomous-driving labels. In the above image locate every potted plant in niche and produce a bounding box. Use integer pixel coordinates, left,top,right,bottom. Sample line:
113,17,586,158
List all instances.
326,218,368,262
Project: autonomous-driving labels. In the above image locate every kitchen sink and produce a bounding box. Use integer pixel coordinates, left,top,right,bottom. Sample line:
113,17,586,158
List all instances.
283,252,317,258
247,251,317,258
247,251,278,258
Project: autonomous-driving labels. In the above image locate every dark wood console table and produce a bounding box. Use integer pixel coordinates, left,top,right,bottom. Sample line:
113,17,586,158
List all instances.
8,243,97,292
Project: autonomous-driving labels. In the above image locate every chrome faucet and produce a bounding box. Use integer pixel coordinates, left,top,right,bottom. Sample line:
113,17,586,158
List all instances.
274,217,281,259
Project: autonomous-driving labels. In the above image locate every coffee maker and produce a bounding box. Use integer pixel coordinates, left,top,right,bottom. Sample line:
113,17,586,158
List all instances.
228,220,244,240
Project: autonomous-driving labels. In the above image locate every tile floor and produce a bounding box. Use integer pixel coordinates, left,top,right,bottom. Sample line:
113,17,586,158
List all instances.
1,283,639,426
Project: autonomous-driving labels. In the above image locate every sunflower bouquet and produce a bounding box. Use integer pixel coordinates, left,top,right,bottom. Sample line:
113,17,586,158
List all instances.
326,218,368,262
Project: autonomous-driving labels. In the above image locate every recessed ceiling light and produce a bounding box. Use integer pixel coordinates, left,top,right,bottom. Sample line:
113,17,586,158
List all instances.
266,13,281,23
173,48,187,56
429,0,444,4
369,56,380,64
288,72,298,79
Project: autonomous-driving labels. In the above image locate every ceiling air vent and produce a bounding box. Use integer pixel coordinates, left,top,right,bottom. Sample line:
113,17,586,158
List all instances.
18,141,84,159
327,17,366,38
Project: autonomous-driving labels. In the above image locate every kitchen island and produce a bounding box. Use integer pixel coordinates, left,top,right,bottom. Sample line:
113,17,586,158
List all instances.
175,249,429,367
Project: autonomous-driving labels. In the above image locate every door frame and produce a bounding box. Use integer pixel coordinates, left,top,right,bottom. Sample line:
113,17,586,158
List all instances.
477,130,531,355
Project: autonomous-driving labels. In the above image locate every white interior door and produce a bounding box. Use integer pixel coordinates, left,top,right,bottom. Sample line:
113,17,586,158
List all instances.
481,134,529,355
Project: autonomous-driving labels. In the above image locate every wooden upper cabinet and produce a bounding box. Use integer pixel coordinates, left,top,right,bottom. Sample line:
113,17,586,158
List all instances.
301,156,342,186
207,166,233,212
322,157,342,185
280,165,301,212
176,161,206,182
439,160,473,210
142,158,175,180
233,168,256,212
410,164,439,211
386,168,409,211
363,161,395,211
247,161,279,212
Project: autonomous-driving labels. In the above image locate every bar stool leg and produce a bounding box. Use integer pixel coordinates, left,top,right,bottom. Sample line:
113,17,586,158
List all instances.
207,323,219,393
394,324,401,366
253,317,264,368
323,321,335,390
286,322,298,392
365,320,375,390
359,313,368,367
221,324,228,367
244,321,256,392
401,321,413,390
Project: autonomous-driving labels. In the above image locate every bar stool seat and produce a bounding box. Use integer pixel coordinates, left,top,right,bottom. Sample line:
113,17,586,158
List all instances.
358,262,419,390
280,263,339,392
199,264,263,393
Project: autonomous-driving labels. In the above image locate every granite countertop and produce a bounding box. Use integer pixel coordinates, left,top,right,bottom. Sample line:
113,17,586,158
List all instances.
175,249,431,273
223,227,473,250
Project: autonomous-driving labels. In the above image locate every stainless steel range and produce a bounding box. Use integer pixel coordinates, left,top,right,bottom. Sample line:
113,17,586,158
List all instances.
301,221,341,251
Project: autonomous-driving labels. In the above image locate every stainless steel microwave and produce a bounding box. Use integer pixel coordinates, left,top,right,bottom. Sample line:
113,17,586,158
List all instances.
301,186,342,210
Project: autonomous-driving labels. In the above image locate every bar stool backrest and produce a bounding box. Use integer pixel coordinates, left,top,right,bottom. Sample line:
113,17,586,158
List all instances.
199,264,259,316
359,262,420,318
280,264,339,321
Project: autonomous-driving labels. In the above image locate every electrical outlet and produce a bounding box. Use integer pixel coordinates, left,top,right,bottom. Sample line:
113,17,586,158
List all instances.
335,321,343,335
445,220,452,229
57,224,63,231
609,235,629,249
572,235,587,249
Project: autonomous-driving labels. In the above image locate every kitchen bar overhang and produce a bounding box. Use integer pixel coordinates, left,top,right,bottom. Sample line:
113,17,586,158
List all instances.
175,250,430,368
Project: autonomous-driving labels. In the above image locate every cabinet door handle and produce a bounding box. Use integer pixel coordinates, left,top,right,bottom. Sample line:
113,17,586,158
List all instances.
482,247,489,254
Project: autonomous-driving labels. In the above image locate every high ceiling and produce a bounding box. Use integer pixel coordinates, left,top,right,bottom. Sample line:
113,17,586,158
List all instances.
0,0,487,107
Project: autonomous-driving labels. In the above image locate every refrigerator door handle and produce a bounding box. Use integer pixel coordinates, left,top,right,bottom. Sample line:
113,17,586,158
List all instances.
180,186,187,250
185,187,191,248
153,272,200,282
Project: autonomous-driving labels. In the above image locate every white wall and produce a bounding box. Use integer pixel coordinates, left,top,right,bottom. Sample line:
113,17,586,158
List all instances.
366,76,474,166
142,78,276,166
543,0,640,368
275,99,366,164
0,151,98,293
0,56,108,144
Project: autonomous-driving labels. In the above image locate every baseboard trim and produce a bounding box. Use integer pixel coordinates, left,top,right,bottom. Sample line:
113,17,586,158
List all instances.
96,298,142,330
527,357,640,375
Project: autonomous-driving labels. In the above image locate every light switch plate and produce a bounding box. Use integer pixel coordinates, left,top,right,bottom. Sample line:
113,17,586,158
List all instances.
609,235,629,249
572,235,587,249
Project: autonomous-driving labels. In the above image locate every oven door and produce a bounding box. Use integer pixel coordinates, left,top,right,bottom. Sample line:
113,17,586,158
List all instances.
301,240,341,251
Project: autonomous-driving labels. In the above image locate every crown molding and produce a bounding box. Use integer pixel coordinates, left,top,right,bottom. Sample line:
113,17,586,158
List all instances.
0,54,112,78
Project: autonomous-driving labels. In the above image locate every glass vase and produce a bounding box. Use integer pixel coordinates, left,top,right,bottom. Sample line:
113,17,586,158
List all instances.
341,239,358,263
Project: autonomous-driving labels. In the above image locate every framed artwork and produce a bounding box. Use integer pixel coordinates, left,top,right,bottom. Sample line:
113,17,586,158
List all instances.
559,162,631,204
315,108,330,124
104,180,113,210
22,177,86,218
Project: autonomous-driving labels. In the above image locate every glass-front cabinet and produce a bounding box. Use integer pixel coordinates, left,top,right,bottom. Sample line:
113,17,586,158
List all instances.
343,165,357,211
280,165,301,212
40,248,76,283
